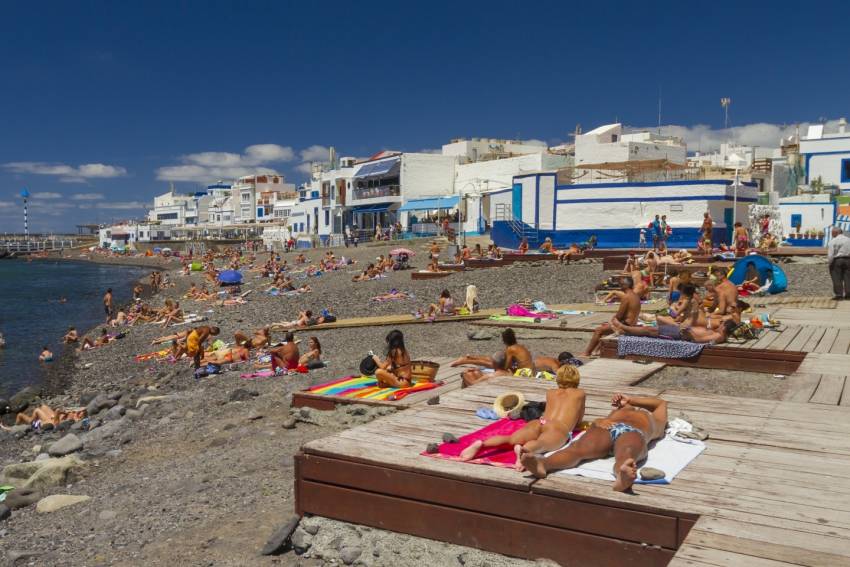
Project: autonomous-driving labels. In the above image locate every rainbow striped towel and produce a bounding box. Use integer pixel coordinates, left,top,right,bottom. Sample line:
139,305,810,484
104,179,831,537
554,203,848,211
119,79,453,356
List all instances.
306,375,441,401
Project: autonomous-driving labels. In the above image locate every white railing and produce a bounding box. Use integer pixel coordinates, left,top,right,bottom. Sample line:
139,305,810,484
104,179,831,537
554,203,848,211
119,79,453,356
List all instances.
1,239,78,253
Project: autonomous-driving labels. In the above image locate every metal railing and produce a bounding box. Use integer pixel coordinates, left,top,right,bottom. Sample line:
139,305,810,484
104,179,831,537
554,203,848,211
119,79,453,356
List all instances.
1,239,78,253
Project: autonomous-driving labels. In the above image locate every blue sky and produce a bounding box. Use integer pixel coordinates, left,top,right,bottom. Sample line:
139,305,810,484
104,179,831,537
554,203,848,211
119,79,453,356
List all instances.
2,1,848,232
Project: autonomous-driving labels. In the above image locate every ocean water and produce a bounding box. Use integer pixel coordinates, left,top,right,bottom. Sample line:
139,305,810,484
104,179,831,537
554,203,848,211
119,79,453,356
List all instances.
0,260,150,397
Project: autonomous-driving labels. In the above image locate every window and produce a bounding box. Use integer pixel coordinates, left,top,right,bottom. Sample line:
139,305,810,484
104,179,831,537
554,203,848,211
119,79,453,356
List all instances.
325,210,330,226
790,214,802,230
241,193,251,203
669,204,683,212
156,212,179,221
841,159,850,183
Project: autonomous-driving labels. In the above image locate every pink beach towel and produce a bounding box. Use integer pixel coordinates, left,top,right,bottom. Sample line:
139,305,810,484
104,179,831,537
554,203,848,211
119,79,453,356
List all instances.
506,304,557,319
423,418,529,468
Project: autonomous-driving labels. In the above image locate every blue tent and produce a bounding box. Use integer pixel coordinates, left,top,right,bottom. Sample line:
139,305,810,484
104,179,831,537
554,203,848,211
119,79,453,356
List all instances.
728,255,787,294
218,270,243,285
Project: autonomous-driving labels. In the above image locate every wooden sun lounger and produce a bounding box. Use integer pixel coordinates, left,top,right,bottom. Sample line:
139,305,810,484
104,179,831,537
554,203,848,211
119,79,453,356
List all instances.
411,271,453,280
599,337,806,374
295,373,850,566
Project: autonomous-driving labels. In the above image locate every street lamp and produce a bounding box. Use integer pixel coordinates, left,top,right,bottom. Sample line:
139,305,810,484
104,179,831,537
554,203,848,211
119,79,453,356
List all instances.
727,153,746,227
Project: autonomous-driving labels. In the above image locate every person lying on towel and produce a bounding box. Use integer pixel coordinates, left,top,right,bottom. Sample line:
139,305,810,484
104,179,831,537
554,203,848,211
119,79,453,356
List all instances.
610,317,736,345
450,328,533,386
459,366,585,471
583,276,642,356
521,393,668,492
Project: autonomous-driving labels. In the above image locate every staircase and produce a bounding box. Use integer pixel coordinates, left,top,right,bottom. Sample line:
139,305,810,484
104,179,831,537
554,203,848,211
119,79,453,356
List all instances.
494,204,539,245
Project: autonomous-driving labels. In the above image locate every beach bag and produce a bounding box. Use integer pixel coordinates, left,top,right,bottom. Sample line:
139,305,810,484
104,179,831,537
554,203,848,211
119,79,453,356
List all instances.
359,355,379,376
520,401,546,421
730,322,760,341
410,360,440,382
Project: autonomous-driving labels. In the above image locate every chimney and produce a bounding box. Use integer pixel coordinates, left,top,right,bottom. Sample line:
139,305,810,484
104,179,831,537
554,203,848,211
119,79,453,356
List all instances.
840,118,847,134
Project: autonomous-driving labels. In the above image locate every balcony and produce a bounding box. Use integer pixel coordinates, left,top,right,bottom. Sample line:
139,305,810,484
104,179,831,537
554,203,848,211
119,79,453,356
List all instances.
352,184,400,201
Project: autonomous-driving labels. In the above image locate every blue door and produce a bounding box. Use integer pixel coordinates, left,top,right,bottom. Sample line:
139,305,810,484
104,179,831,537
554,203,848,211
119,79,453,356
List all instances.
723,207,733,245
511,183,523,220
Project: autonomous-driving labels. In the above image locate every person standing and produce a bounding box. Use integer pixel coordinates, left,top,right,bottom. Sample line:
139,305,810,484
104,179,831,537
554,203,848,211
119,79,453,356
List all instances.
660,214,669,247
651,215,662,250
828,227,850,300
103,288,113,323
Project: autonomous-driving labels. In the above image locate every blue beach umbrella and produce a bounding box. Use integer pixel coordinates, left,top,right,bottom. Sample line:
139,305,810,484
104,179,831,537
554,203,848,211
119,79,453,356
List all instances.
218,270,243,285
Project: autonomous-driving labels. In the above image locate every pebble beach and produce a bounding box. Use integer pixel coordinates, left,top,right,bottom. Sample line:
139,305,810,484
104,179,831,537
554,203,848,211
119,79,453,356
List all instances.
0,239,833,566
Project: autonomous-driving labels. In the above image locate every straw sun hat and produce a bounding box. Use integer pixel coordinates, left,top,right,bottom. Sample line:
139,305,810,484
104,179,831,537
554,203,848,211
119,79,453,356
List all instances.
493,391,527,419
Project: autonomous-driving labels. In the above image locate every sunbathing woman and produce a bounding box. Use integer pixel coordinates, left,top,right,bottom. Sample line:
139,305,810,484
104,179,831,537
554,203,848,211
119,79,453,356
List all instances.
201,345,250,365
372,329,412,388
80,328,112,350
298,336,324,368
2,405,87,429
521,393,668,492
460,366,586,470
557,243,582,264
452,328,533,384
234,327,271,350
426,289,456,319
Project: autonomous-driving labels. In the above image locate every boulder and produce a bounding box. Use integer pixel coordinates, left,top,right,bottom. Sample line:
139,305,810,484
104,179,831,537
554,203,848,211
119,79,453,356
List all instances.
229,388,258,402
104,405,126,421
0,504,9,522
340,546,362,565
0,455,85,490
260,515,300,556
85,395,114,417
3,488,42,510
82,417,126,446
9,387,39,413
36,494,91,513
47,433,83,457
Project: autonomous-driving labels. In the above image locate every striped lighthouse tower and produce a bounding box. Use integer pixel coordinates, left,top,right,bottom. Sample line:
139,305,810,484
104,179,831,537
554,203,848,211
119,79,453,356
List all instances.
20,188,30,240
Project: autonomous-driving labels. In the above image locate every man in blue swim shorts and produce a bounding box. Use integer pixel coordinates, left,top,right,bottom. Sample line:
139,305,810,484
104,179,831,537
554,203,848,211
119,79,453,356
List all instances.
521,393,668,492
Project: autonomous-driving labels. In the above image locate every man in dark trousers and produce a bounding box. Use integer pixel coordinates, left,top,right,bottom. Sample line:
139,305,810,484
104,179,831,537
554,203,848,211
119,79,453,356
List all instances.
828,227,850,300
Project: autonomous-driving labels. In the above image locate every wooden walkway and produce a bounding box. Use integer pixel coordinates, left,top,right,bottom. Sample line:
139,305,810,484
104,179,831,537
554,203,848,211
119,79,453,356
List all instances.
296,374,850,566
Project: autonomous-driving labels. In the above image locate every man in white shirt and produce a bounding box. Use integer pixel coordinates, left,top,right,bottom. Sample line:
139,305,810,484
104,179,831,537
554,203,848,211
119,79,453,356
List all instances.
828,227,850,299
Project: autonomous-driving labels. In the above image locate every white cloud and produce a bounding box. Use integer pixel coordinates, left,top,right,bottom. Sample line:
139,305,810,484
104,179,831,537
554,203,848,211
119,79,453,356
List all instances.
3,161,127,183
71,193,105,200
295,162,314,175
658,119,843,153
31,192,63,200
95,201,147,210
0,201,14,209
156,144,295,182
300,145,330,162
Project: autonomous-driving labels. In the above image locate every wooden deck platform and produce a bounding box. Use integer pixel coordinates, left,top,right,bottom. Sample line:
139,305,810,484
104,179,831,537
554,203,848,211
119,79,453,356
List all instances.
295,373,850,566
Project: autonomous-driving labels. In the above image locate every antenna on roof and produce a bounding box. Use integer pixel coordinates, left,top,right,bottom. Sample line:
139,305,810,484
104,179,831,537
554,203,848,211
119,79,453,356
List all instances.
720,97,732,129
657,85,662,134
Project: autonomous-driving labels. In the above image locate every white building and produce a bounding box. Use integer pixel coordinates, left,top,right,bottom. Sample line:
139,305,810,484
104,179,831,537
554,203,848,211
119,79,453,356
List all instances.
149,190,196,226
442,138,548,164
687,142,778,170
574,123,687,168
799,119,850,192
232,174,296,223
778,193,836,238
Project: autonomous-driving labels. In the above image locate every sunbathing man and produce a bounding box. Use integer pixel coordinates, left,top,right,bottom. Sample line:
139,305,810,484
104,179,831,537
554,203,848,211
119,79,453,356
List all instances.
460,365,586,470
534,352,584,373
186,325,220,369
452,328,533,385
712,268,739,317
80,328,112,350
557,243,582,264
1,405,87,429
521,393,668,492
583,276,641,356
63,326,79,344
234,327,271,350
539,237,554,253
269,332,300,372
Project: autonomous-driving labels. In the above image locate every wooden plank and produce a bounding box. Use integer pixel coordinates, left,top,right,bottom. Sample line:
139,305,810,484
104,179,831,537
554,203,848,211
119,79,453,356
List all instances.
299,479,675,566
802,327,828,353
765,326,802,352
671,543,800,566
784,325,817,353
813,328,839,353
797,353,850,376
809,375,847,405
830,328,850,354
783,373,821,403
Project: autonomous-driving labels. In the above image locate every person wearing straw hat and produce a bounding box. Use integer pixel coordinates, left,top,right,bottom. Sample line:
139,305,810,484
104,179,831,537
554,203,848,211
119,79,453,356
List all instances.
521,392,668,492
459,366,585,471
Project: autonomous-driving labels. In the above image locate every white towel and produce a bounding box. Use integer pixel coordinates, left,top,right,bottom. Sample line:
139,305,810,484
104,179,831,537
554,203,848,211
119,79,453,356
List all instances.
547,433,705,484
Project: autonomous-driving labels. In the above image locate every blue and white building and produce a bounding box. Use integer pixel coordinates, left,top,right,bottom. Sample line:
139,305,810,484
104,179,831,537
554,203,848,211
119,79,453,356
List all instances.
490,174,757,248
799,119,850,193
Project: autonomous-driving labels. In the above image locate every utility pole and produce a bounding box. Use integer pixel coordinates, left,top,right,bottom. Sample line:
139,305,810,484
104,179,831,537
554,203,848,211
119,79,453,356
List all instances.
720,97,731,129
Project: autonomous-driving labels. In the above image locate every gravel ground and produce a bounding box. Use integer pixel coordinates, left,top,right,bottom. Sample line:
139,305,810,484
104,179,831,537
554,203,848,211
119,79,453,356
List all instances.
0,239,833,565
